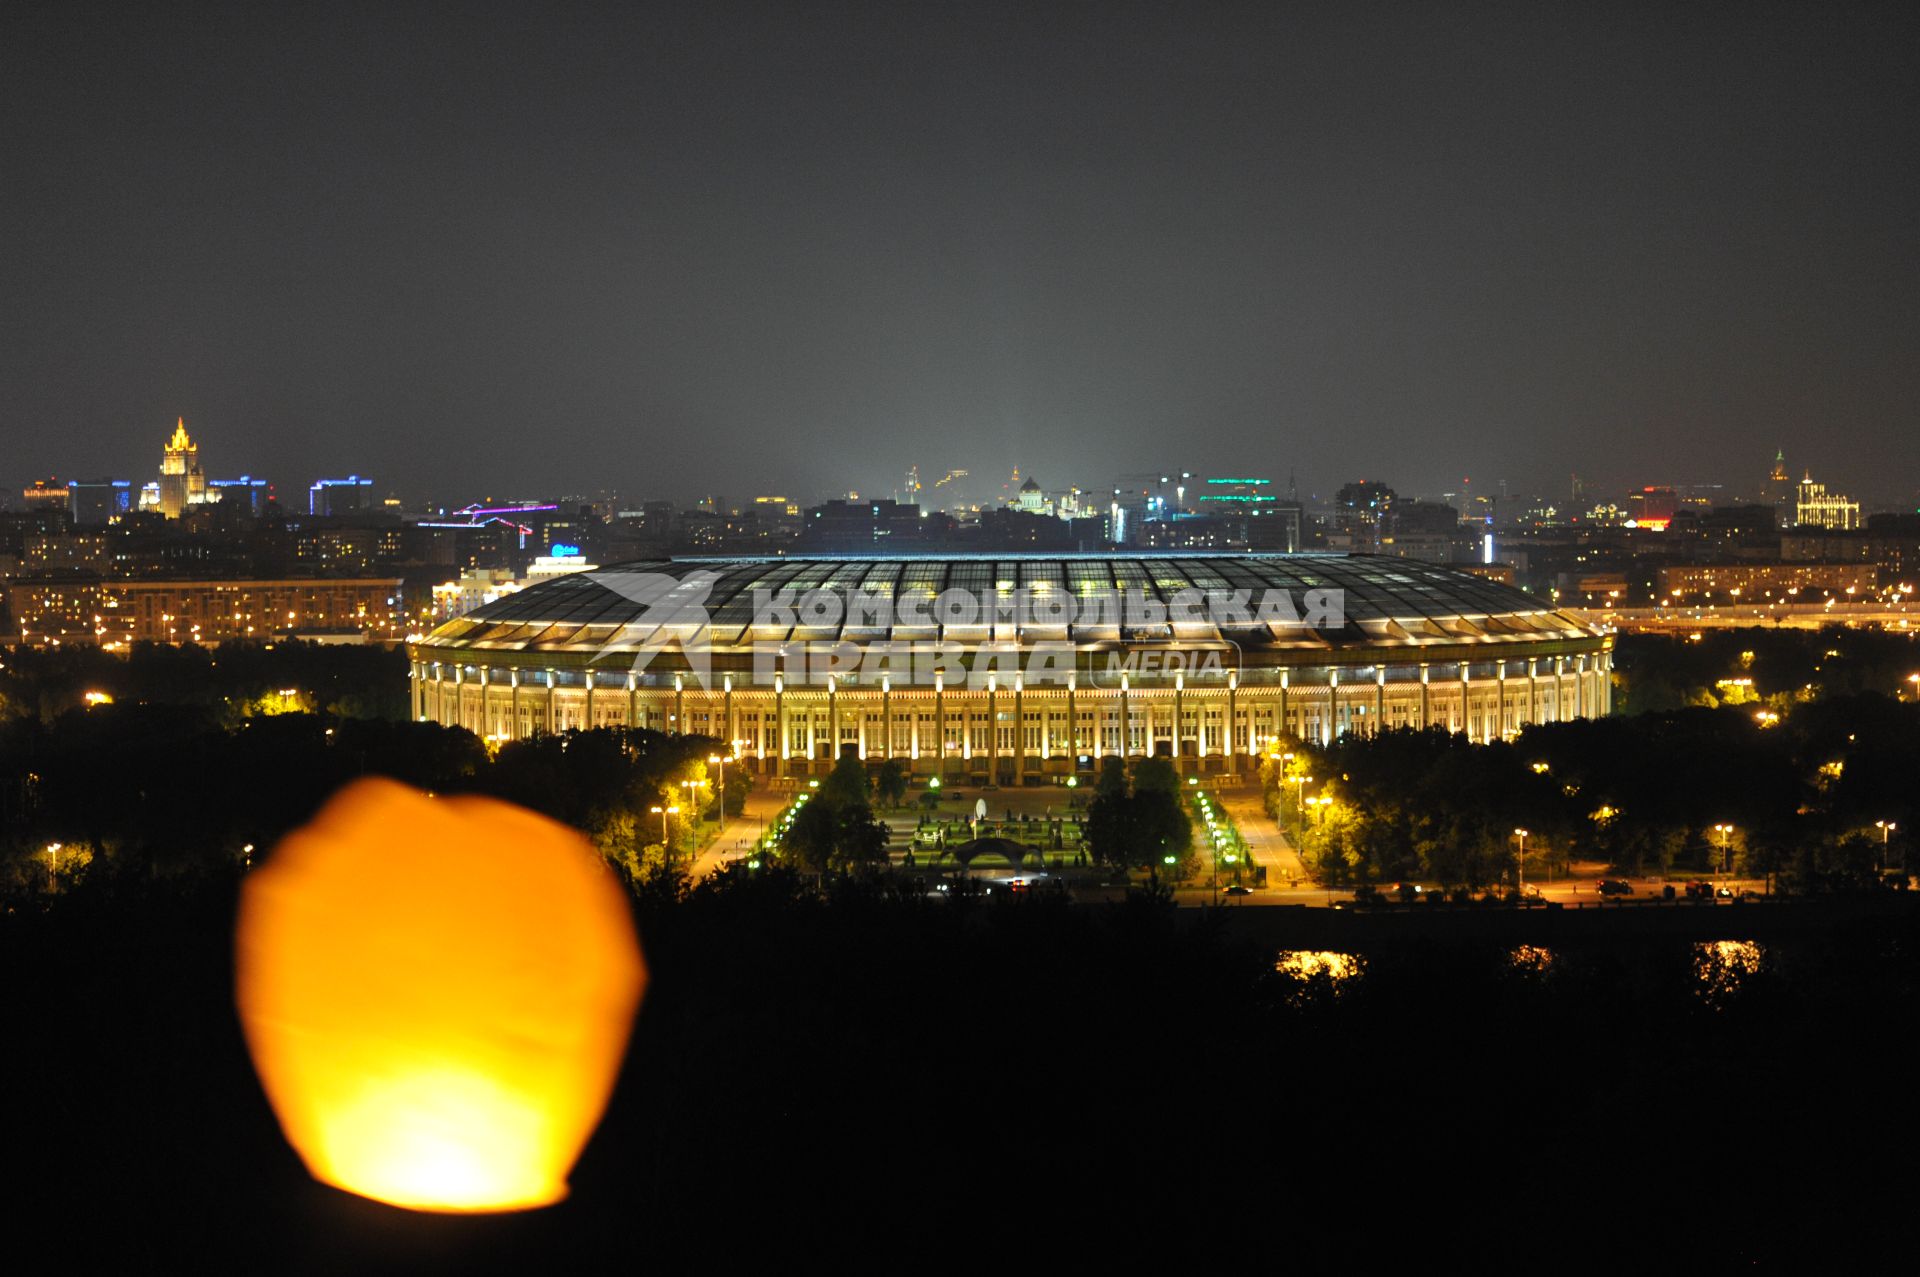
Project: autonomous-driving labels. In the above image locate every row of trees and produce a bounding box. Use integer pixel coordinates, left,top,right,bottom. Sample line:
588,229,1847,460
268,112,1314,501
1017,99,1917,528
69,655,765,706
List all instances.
0,702,743,891
1610,626,1920,714
768,752,1204,881
0,639,410,724
1265,690,1920,893
1084,756,1195,879
776,755,891,874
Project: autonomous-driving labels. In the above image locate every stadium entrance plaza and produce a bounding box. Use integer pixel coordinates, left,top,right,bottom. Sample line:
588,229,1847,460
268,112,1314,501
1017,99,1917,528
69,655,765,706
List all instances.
696,775,1314,893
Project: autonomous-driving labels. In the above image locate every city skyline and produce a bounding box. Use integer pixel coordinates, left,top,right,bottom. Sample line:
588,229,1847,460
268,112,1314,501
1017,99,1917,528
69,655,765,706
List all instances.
6,5,1917,506
5,411,1900,521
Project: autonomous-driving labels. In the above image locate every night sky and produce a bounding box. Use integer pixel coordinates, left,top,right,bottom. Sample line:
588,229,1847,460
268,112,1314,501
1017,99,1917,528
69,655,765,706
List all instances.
5,2,1916,508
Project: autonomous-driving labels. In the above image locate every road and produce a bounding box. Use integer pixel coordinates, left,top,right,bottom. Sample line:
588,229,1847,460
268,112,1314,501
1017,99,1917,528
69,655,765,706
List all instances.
1212,783,1311,888
687,787,790,878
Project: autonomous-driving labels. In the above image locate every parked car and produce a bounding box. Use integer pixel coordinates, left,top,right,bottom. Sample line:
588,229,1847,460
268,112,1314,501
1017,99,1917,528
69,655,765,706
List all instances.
1222,884,1252,897
1597,879,1635,897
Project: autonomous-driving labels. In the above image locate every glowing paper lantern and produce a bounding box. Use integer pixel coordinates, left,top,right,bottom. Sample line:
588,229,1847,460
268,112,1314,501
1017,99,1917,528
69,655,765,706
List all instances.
236,778,645,1212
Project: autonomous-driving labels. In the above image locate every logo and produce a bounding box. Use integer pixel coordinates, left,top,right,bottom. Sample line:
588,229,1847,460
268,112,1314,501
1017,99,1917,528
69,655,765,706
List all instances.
590,569,722,687
584,573,1344,690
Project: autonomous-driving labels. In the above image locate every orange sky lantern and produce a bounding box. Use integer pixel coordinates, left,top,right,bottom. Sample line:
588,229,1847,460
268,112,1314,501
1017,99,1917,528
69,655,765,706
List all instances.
236,778,645,1212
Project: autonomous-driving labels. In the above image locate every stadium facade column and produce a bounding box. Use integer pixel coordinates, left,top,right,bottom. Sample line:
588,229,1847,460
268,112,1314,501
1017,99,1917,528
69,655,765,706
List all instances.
509,668,520,738
1066,670,1077,760
1325,667,1338,744
1496,660,1508,738
1119,672,1131,758
775,671,788,778
827,674,838,765
1419,663,1431,728
1013,672,1024,782
1173,669,1184,770
1375,667,1386,736
725,674,736,754
1527,658,1539,726
986,674,998,781
935,669,946,774
1278,669,1289,741
1225,668,1237,776
1459,662,1471,741
584,669,594,727
881,675,892,761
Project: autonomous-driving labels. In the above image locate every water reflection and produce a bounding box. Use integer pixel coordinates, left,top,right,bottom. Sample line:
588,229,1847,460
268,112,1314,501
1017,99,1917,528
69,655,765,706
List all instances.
1693,939,1765,1007
1508,944,1557,974
1275,950,1364,988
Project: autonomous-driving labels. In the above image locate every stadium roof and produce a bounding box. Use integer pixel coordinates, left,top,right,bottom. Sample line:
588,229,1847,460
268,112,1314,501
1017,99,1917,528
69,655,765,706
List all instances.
418,553,1603,658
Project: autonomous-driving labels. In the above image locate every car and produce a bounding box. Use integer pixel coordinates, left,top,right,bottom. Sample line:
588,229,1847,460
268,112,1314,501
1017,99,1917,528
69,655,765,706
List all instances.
1597,879,1635,897
1222,884,1252,896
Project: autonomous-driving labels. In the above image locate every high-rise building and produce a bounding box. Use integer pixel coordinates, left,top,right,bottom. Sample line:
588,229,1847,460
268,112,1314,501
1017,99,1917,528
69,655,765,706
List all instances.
209,476,271,516
1795,473,1861,530
799,498,928,550
1193,477,1300,551
1627,487,1679,530
22,478,69,513
157,418,208,517
67,478,132,526
1111,473,1174,545
309,476,373,516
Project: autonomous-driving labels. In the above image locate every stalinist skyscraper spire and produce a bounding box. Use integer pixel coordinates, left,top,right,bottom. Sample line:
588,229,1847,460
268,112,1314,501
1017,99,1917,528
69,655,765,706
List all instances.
157,417,207,517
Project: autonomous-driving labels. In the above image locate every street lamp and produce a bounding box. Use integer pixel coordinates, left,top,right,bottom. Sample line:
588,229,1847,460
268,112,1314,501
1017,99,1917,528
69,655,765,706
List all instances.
46,841,62,890
1876,821,1897,873
1513,829,1528,895
1290,773,1313,823
709,752,732,833
1713,823,1735,880
650,804,680,868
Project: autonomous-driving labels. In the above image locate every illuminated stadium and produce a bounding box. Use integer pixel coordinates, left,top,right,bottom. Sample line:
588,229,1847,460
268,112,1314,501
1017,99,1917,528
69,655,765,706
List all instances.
409,553,1613,781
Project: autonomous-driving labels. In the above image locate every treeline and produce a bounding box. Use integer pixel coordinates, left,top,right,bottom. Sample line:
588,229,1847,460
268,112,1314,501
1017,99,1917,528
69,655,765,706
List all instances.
1611,626,1919,714
0,639,410,723
1084,755,1196,878
0,709,741,892
1273,691,1919,892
